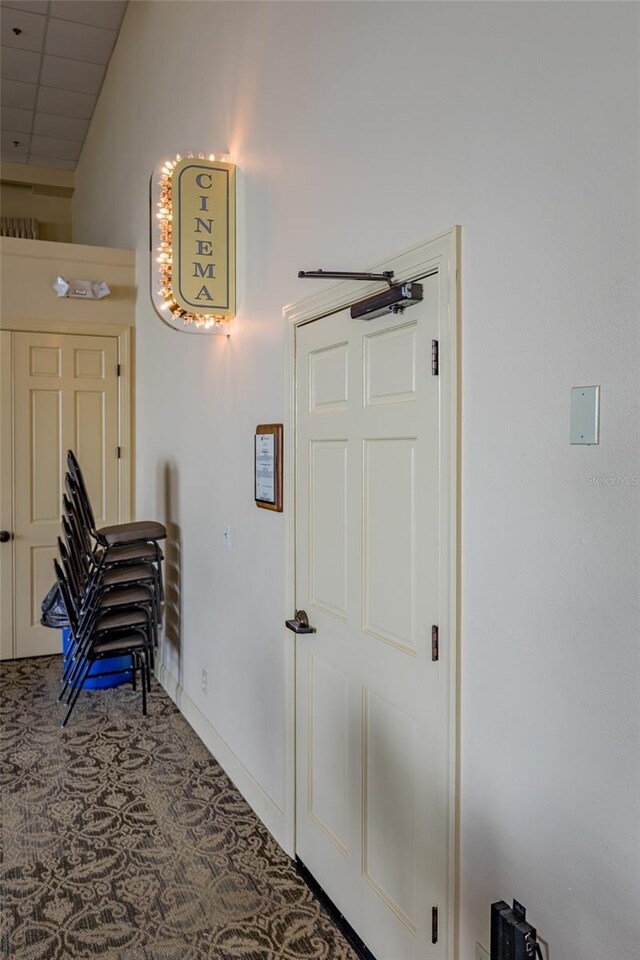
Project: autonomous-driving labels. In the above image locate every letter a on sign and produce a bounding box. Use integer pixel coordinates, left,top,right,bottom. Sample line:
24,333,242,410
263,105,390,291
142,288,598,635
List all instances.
171,157,236,318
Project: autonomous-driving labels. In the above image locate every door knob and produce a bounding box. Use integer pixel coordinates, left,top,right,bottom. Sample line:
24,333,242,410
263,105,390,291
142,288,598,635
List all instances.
0,530,11,543
285,610,316,634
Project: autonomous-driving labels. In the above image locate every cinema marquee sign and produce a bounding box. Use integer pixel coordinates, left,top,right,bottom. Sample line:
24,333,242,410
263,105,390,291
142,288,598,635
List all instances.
151,154,236,334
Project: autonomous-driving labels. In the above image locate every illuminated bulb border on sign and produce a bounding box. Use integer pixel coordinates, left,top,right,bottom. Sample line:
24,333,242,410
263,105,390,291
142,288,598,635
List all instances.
150,152,235,335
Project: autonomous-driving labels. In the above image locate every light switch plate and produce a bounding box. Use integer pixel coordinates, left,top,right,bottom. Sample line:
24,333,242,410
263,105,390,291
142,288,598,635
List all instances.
570,385,600,444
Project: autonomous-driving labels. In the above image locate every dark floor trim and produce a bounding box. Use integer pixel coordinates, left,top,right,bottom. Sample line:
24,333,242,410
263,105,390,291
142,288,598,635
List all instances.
296,857,378,960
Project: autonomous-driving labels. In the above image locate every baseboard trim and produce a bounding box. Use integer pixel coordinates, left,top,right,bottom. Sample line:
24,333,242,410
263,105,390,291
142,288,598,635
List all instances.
155,661,288,851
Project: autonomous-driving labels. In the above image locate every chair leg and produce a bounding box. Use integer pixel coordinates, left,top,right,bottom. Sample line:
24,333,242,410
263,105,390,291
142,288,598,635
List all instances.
62,631,93,698
139,654,147,716
61,659,91,727
64,659,85,702
154,571,162,623
151,609,158,648
59,647,78,701
154,549,165,603
146,623,153,692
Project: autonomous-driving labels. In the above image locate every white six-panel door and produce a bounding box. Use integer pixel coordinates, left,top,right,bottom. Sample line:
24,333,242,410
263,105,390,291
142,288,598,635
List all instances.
295,273,451,959
7,331,119,659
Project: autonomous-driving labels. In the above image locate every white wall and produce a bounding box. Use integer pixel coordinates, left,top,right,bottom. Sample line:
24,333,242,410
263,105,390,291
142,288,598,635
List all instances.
72,3,639,958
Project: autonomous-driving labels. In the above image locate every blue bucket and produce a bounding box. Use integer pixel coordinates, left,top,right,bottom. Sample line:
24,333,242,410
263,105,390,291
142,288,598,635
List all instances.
62,628,133,689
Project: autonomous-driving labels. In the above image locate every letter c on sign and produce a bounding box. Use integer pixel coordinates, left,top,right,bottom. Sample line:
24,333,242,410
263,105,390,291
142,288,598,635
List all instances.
195,173,212,189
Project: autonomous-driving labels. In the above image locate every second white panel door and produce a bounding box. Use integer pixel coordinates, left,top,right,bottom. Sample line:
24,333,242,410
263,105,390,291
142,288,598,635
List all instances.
295,273,451,960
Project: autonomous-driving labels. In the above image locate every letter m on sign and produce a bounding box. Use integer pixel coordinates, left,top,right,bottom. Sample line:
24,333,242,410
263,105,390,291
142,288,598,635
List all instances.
193,263,215,279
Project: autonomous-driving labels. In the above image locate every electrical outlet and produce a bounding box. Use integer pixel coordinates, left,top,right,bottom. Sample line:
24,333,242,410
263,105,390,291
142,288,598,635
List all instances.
201,669,208,694
475,942,490,960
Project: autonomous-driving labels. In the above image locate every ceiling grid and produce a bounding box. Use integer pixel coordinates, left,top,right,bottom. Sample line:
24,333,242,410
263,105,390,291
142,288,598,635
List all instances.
0,0,128,169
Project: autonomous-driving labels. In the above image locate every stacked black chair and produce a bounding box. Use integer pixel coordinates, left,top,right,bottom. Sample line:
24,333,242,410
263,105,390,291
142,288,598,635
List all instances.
55,559,151,726
67,450,165,605
55,451,166,726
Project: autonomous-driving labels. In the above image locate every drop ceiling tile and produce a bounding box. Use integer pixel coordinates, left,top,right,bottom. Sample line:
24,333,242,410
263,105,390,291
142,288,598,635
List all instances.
33,110,88,140
29,154,76,170
0,45,41,82
30,133,81,160
50,1,127,32
1,7,46,52
40,54,104,95
1,129,30,154
1,1,49,15
1,105,33,132
1,151,27,164
1,0,128,173
37,84,95,118
0,77,37,108
45,17,116,65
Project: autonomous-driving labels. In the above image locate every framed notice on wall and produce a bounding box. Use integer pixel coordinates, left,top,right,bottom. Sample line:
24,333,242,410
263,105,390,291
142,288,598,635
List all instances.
255,424,283,512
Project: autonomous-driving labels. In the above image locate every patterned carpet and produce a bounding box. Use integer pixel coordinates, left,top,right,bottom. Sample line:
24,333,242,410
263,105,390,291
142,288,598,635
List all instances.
0,657,360,960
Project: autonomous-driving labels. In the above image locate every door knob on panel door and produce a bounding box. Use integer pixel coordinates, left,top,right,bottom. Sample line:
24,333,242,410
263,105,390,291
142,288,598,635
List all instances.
0,531,11,542
285,610,316,634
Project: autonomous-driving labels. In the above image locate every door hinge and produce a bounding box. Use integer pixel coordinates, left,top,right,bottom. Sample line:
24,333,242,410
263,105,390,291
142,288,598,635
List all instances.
117,446,121,459
431,340,439,376
117,363,121,376
431,625,439,662
432,906,438,944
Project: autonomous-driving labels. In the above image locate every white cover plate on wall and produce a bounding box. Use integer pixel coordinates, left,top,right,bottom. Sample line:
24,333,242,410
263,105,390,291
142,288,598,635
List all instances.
570,385,600,445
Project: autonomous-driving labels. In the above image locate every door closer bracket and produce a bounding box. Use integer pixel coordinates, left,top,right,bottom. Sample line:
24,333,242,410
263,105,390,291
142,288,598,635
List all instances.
298,269,423,321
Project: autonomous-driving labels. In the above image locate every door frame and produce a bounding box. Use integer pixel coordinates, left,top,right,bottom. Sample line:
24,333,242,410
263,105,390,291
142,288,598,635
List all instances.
282,226,461,955
0,319,134,660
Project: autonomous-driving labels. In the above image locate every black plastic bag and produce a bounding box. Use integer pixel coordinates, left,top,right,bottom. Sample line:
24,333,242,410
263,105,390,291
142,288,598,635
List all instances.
40,583,69,628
